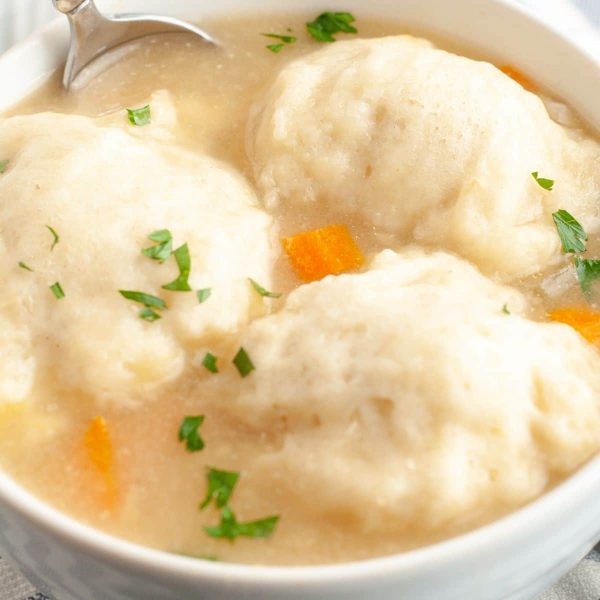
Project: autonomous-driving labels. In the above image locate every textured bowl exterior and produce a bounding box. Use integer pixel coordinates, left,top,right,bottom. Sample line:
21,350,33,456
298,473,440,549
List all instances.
1,1,600,598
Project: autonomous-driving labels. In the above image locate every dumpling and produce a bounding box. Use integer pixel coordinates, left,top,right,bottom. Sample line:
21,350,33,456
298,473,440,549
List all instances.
248,36,600,278
0,98,276,406
218,249,600,534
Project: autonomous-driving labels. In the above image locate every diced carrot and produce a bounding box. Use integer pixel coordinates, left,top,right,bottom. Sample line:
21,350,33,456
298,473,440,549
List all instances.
83,416,117,507
282,224,365,282
549,307,600,343
500,65,536,91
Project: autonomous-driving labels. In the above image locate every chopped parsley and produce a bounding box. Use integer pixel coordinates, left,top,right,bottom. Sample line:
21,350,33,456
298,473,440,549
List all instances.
142,229,173,262
49,282,65,299
162,243,192,292
574,256,600,294
178,416,205,452
46,225,60,251
119,290,167,320
248,278,281,299
262,32,296,53
502,304,510,315
202,352,218,374
204,506,279,541
0,159,9,173
139,307,161,322
552,210,587,254
200,468,240,510
197,288,212,304
126,104,151,126
531,171,555,191
18,261,33,272
233,347,255,378
306,12,357,43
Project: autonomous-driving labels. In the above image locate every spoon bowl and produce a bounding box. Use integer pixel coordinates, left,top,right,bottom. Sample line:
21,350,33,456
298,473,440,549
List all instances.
52,0,217,89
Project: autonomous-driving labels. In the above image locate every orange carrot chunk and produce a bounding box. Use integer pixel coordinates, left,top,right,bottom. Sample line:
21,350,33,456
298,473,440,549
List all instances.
549,307,600,343
282,224,365,282
500,65,536,91
83,416,117,505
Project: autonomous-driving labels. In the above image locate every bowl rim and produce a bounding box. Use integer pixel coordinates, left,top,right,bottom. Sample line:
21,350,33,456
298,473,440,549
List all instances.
1,0,600,587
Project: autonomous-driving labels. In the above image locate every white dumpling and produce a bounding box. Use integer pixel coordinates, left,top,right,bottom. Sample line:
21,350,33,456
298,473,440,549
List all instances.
248,36,600,278
0,97,276,406
219,249,600,533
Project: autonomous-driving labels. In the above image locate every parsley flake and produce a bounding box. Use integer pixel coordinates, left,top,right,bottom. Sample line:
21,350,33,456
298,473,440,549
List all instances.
266,43,284,53
248,278,281,299
163,243,192,292
139,307,161,322
204,506,279,541
0,160,9,174
574,256,600,294
200,468,240,510
233,347,255,378
202,352,219,374
502,304,510,315
178,416,205,452
119,290,167,310
197,288,212,304
552,209,587,254
49,282,65,299
46,225,60,251
142,229,173,262
306,12,357,43
126,104,151,126
18,262,33,272
531,171,555,191
262,32,296,53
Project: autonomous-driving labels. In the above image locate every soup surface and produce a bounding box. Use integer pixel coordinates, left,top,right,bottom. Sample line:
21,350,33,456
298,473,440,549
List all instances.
1,12,600,566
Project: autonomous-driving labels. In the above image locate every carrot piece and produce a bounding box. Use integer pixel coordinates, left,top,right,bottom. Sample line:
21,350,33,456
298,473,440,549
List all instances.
500,65,536,91
83,416,117,506
282,224,365,282
549,307,600,343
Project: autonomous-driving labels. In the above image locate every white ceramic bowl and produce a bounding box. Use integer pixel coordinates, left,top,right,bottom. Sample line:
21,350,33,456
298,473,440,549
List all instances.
1,1,600,598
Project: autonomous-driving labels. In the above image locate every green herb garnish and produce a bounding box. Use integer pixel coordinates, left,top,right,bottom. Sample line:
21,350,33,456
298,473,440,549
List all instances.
18,262,33,272
197,288,212,304
262,32,296,53
204,506,279,541
306,12,357,42
233,347,255,378
200,468,240,510
139,307,161,322
142,229,173,262
119,290,167,309
502,304,510,315
0,160,9,174
49,282,65,299
202,352,218,374
126,104,151,126
552,209,587,254
178,416,205,452
531,171,555,191
248,278,281,299
46,225,60,251
163,243,192,292
574,256,600,294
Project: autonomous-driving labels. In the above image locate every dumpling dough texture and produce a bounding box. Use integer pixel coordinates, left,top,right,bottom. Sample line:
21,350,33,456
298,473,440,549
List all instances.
248,36,600,278
222,250,600,534
0,97,276,406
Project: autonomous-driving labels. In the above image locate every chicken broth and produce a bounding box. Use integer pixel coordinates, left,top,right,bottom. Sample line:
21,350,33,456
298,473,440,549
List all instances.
1,12,600,566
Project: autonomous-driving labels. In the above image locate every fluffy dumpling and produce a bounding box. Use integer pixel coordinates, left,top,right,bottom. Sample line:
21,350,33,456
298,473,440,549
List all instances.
248,36,600,278
0,99,276,406
219,249,600,534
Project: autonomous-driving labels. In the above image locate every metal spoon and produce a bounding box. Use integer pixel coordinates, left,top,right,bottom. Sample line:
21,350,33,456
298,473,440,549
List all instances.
52,0,217,89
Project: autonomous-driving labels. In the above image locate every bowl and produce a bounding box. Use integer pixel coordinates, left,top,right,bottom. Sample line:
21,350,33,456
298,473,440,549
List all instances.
1,1,600,598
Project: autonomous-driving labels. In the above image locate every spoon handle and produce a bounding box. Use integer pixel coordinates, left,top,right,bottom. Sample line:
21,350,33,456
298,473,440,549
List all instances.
52,0,89,14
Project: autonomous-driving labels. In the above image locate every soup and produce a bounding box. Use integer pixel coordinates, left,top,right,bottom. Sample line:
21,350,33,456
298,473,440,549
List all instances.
1,11,600,566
